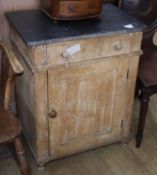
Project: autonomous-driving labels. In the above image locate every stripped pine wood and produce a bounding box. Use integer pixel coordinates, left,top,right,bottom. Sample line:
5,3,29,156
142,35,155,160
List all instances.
1,99,157,175
11,27,143,165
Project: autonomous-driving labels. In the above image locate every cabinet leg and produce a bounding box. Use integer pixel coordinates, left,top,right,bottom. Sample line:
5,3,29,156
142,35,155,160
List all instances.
136,92,149,148
14,136,31,175
121,138,129,145
37,164,45,170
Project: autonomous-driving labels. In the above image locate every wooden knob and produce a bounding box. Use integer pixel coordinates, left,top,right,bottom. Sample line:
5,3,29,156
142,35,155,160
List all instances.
49,109,57,118
114,43,123,51
69,5,76,12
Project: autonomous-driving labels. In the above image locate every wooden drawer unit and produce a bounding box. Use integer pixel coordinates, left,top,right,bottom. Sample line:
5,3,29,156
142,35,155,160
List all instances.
7,4,145,166
41,0,103,20
45,33,141,67
58,1,102,17
12,31,142,68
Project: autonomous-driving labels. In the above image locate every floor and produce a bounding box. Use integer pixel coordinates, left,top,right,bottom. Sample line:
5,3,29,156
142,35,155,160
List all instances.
1,99,157,175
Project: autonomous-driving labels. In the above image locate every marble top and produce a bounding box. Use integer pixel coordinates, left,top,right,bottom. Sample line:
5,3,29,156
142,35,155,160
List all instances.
6,3,146,46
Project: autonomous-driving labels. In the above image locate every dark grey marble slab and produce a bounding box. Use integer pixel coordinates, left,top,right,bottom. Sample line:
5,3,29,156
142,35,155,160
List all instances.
6,4,146,46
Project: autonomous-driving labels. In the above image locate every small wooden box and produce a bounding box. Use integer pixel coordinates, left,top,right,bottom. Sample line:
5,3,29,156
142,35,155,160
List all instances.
40,0,103,20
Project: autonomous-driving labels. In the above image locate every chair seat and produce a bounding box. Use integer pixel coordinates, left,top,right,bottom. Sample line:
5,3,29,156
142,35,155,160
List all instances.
138,46,157,87
0,107,21,144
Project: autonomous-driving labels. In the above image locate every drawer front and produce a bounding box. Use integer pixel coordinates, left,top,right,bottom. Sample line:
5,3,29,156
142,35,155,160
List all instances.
59,1,102,17
46,33,142,67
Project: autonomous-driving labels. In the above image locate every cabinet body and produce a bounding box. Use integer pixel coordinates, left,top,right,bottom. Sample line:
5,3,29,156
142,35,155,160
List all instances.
6,4,145,165
11,30,142,165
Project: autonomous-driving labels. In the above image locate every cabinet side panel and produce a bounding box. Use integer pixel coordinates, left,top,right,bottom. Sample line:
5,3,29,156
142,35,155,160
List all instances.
10,28,34,65
12,35,49,164
34,71,49,164
14,49,37,158
122,56,140,140
122,32,142,140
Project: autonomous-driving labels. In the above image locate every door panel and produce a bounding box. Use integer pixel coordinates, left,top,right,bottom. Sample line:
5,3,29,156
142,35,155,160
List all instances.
48,57,129,159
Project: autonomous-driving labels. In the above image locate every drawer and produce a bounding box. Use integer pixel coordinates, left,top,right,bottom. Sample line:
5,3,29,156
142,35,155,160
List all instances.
59,1,101,17
45,33,142,67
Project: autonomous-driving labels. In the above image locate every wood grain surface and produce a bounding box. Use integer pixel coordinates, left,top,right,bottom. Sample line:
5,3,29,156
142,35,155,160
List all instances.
1,99,157,175
11,28,142,165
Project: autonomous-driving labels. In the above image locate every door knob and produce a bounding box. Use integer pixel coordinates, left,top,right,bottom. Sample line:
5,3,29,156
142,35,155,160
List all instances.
114,43,123,51
49,109,57,118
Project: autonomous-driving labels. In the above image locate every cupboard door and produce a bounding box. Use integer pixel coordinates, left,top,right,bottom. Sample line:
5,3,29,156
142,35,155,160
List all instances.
48,57,129,159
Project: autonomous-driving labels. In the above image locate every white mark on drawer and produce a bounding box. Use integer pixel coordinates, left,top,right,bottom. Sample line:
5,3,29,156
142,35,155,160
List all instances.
124,24,134,29
62,44,81,58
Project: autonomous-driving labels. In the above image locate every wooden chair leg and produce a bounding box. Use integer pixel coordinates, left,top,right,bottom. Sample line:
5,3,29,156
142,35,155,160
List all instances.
14,136,31,175
136,92,149,148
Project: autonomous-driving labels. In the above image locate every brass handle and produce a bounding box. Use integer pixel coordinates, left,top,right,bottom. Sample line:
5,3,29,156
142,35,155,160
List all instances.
114,43,123,51
69,5,76,12
49,109,57,118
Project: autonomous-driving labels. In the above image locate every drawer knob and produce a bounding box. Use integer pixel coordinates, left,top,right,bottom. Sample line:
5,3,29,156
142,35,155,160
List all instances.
114,43,123,51
49,109,57,118
69,5,76,12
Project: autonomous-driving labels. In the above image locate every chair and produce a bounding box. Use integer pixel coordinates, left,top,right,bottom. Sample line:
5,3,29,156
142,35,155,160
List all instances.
136,24,157,147
119,0,157,25
120,0,157,147
0,42,31,175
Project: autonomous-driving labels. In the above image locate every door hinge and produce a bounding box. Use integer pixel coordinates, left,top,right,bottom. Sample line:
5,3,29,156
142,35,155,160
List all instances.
126,69,129,79
120,120,124,128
